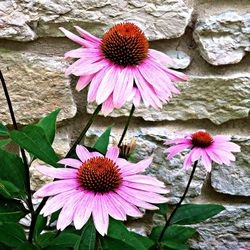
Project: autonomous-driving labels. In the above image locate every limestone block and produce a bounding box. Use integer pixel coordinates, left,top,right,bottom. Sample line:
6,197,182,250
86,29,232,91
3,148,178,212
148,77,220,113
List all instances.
0,49,77,125
211,136,250,197
88,74,250,125
0,0,192,41
194,11,250,65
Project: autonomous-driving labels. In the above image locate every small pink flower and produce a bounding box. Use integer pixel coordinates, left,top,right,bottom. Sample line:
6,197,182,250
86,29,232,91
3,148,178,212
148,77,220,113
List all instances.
164,131,240,172
34,145,168,236
60,23,187,116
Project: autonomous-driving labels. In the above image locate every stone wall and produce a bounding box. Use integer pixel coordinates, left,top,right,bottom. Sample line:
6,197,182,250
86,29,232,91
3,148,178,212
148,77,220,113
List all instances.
0,0,250,249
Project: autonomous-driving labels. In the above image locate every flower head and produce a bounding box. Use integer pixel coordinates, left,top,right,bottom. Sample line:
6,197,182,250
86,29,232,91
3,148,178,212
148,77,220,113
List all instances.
164,131,240,172
60,23,188,115
34,145,168,236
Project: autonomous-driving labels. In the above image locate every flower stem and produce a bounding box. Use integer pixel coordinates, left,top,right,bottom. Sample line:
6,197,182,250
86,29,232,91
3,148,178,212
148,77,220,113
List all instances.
0,70,33,213
118,104,135,147
158,160,198,242
66,104,102,157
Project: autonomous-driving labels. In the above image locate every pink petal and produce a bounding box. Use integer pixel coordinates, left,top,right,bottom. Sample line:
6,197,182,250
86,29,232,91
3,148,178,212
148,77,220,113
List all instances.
116,188,159,210
191,148,202,162
205,149,223,165
101,94,115,116
92,194,109,236
165,143,191,159
132,88,141,107
122,181,168,194
57,192,83,230
87,66,110,102
96,66,121,104
59,27,95,47
123,175,165,187
74,191,95,229
36,165,77,179
148,49,174,65
33,179,80,198
106,146,119,161
64,48,101,59
76,74,95,91
183,150,194,170
110,192,143,217
164,138,191,146
104,193,126,220
76,145,91,163
58,158,82,168
74,26,101,44
91,152,103,157
213,135,231,142
41,189,78,216
211,141,240,152
120,157,152,176
113,67,133,108
201,150,212,172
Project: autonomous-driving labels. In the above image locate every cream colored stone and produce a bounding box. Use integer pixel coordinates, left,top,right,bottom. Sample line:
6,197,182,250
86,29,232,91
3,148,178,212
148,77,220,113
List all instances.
0,49,77,125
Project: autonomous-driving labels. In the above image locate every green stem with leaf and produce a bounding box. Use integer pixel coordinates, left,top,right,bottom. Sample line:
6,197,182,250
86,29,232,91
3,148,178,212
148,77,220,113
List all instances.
158,160,198,242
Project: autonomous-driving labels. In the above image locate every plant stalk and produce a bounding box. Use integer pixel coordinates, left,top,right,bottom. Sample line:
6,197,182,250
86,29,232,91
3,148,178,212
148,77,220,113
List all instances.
0,70,34,214
118,104,135,147
158,160,198,242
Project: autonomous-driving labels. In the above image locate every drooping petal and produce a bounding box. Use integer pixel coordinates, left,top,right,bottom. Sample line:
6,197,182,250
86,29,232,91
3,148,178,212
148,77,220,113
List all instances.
123,175,165,187
101,94,115,116
211,141,241,152
74,191,95,230
205,149,223,165
74,26,101,44
183,150,194,170
165,143,191,159
57,192,83,231
106,146,119,161
132,88,141,107
36,165,77,179
92,193,109,236
59,27,95,47
191,148,202,162
64,48,101,59
76,74,95,91
34,179,80,198
201,150,212,172
76,145,91,163
58,158,82,168
148,49,174,65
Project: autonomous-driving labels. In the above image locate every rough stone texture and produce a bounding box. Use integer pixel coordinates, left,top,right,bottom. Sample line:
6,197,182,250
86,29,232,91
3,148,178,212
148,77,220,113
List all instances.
0,0,192,42
0,49,77,125
194,11,250,65
88,74,250,125
211,136,250,197
85,127,207,204
189,205,250,250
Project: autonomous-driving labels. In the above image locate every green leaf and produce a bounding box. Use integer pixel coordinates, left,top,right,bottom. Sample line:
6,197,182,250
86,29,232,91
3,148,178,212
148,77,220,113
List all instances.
74,219,96,250
150,225,196,244
0,123,8,136
0,149,26,192
34,215,47,241
0,199,28,223
10,125,60,167
108,218,147,250
48,232,80,247
130,232,155,249
0,243,12,250
172,204,225,225
0,180,23,199
37,109,61,144
36,231,57,248
154,204,168,216
93,125,113,154
0,139,11,148
161,241,188,250
0,222,26,247
16,242,38,250
101,237,135,250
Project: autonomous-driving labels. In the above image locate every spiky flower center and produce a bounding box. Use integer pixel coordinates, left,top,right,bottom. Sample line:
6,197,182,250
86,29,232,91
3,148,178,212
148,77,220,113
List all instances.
101,23,149,67
191,131,213,148
77,157,122,193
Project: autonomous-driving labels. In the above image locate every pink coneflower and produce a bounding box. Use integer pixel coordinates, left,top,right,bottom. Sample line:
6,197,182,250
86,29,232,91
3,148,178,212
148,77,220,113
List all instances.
164,131,240,172
60,23,188,115
34,145,168,235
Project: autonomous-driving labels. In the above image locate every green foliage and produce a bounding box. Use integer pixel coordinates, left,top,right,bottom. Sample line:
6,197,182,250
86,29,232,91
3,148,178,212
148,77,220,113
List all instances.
36,109,61,144
150,225,196,250
10,125,59,167
0,222,26,247
74,219,96,250
154,204,168,216
0,138,11,148
101,237,133,250
0,123,8,136
16,242,38,250
0,149,26,193
35,231,57,248
34,215,47,241
93,125,113,154
171,204,225,225
0,180,23,199
105,218,149,250
0,199,28,223
47,232,80,248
